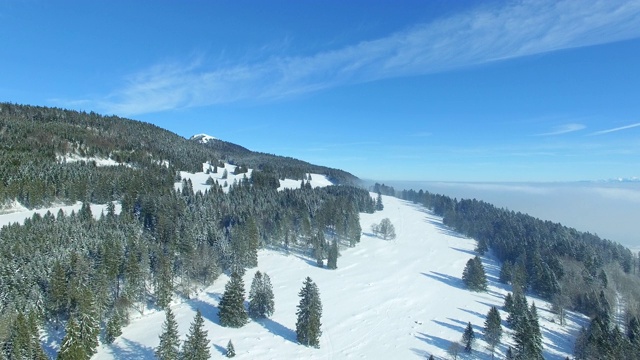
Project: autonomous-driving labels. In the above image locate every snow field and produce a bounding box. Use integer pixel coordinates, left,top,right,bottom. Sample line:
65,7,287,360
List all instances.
94,195,587,359
175,162,334,194
0,201,121,228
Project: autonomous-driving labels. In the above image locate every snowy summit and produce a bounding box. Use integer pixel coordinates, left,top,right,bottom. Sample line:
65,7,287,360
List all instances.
190,133,217,144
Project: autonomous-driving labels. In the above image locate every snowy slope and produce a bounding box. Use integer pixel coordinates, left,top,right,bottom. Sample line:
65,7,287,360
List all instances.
176,162,334,194
191,134,217,144
0,201,121,228
94,195,586,360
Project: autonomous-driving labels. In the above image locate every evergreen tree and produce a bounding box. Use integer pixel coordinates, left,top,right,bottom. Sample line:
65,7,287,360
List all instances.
462,256,487,291
218,272,248,328
57,317,86,360
225,340,235,358
375,192,384,211
484,306,503,359
248,271,275,319
462,321,475,353
104,310,123,344
296,277,322,348
327,240,338,270
181,310,210,360
156,308,180,360
499,260,513,284
8,311,46,360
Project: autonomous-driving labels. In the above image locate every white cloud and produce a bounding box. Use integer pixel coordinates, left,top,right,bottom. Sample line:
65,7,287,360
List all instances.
76,0,640,116
590,122,640,135
535,123,586,136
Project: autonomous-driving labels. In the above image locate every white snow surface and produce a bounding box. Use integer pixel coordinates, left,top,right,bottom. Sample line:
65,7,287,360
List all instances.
94,195,586,359
191,133,217,144
0,201,121,228
176,163,334,194
57,154,128,167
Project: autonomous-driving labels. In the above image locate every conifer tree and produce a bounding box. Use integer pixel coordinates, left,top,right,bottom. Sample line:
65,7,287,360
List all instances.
484,306,503,359
9,311,46,360
225,340,235,358
218,272,248,327
248,271,275,319
156,308,180,360
375,192,384,211
181,310,210,360
296,277,322,348
462,321,475,353
462,256,487,291
327,240,338,270
104,310,123,344
57,317,86,360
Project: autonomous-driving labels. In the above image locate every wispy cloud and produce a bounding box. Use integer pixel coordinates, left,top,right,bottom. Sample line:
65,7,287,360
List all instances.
70,0,640,116
535,123,586,136
590,122,640,135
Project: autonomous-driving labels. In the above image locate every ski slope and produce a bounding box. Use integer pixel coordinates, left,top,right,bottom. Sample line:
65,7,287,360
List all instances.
94,195,586,359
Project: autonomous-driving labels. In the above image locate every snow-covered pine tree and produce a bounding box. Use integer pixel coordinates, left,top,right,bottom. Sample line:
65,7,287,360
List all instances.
155,308,180,360
218,272,248,327
462,256,487,292
484,306,503,359
57,317,86,360
375,192,384,211
327,240,338,270
462,321,475,353
248,271,275,319
104,310,123,344
181,310,210,360
226,340,235,358
296,277,322,348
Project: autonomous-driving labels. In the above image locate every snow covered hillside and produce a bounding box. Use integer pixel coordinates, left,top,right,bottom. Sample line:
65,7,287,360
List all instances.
176,162,334,194
94,195,586,359
0,201,121,228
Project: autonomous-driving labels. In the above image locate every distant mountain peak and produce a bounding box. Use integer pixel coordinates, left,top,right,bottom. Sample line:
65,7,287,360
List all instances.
191,133,217,144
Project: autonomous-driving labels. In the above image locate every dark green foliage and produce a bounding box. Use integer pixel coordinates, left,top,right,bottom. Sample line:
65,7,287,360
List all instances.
226,340,235,358
484,306,502,359
6,311,47,360
327,240,338,270
57,296,99,360
218,273,248,328
462,321,475,353
296,277,322,348
248,271,275,319
375,192,384,211
156,308,180,360
181,310,210,360
462,256,487,292
104,310,123,344
510,300,543,360
499,260,513,284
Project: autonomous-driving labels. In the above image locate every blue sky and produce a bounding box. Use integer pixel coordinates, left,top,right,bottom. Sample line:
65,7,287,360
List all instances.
2,0,640,182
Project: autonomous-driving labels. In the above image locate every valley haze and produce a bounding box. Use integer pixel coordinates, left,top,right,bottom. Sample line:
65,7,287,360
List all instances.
377,180,640,250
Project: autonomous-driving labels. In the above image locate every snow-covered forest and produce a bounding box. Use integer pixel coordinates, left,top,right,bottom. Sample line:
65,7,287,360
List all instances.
2,104,640,359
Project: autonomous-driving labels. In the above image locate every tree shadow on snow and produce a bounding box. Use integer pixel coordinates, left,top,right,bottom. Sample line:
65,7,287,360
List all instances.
187,298,220,325
423,218,467,239
449,247,478,256
433,319,465,333
422,271,466,290
415,331,453,354
257,317,297,343
212,343,227,355
111,338,155,360
449,317,484,333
